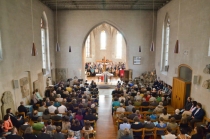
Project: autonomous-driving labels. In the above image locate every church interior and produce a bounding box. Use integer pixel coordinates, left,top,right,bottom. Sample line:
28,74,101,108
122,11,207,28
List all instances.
0,0,210,138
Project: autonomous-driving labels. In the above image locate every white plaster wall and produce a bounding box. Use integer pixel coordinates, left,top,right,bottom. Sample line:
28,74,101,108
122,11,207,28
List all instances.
56,10,156,79
0,0,55,118
155,0,210,116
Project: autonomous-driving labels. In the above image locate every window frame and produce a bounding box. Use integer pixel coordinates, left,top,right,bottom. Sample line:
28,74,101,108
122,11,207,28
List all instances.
116,31,122,59
85,35,91,58
161,14,170,73
100,30,106,50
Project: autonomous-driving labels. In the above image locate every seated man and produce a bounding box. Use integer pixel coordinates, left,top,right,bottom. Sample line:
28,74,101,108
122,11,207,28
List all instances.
119,117,131,130
38,102,47,112
18,101,28,115
53,126,65,139
125,101,134,112
128,108,137,120
189,103,205,128
32,117,44,132
141,98,149,111
51,110,62,126
37,126,51,139
48,101,57,113
163,127,177,139
58,102,67,113
20,118,30,132
116,103,125,113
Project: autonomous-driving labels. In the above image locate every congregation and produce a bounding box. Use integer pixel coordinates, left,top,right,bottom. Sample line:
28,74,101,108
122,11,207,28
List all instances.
112,80,210,139
0,80,99,139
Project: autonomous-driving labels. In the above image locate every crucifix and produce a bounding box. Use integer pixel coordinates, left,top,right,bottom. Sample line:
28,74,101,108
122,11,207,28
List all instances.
96,56,112,72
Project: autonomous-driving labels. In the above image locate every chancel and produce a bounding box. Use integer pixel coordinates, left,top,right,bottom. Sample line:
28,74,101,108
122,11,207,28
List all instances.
0,0,210,139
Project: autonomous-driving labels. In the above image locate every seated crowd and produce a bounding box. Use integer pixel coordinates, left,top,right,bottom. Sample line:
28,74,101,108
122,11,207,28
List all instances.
0,79,99,139
112,80,209,139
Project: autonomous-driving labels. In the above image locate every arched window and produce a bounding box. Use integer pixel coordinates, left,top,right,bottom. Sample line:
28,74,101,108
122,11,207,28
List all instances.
100,30,106,50
0,30,2,60
85,35,91,58
161,14,170,72
116,31,122,59
41,12,50,74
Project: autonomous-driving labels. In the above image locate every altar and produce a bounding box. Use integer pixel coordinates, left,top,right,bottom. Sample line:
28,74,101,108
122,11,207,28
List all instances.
96,72,113,83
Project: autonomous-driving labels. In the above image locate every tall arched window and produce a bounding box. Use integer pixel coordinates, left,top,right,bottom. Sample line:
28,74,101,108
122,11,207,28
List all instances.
0,30,2,60
41,12,50,74
161,14,170,72
85,35,91,58
116,31,122,59
100,30,106,50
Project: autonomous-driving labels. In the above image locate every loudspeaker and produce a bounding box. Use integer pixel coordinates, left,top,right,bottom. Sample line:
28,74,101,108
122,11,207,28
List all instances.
13,80,19,89
193,75,200,84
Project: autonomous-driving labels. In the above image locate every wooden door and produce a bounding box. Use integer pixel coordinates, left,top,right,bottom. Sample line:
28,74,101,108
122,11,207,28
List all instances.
172,77,186,109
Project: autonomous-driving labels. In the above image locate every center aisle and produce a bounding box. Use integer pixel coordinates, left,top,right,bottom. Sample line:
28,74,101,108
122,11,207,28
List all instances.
95,89,117,139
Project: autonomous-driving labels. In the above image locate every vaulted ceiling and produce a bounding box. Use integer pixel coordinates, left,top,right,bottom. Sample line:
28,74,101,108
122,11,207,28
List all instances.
39,0,172,10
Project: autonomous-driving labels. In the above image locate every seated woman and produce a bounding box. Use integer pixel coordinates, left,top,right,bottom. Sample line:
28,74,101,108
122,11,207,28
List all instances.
131,116,144,137
54,98,61,107
42,109,51,121
182,101,197,118
153,102,164,114
67,131,76,139
45,97,51,107
6,108,22,128
112,97,120,115
159,109,171,121
82,121,94,138
179,117,191,134
71,119,82,139
156,117,167,135
191,126,204,139
62,116,71,130
177,128,191,139
3,115,13,132
150,111,158,121
120,128,132,139
167,117,178,134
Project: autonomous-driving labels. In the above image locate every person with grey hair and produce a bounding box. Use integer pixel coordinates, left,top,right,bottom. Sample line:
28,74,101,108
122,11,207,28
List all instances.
153,102,164,113
56,94,63,103
125,101,134,112
169,109,182,120
18,101,28,115
116,103,125,113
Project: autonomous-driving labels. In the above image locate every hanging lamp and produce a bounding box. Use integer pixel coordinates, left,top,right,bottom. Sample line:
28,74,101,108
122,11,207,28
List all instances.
174,0,180,53
69,46,71,52
31,0,37,56
55,0,60,52
139,46,141,52
150,0,155,52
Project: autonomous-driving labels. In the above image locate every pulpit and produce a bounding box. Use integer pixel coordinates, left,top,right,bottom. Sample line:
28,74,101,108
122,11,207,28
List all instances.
122,69,133,83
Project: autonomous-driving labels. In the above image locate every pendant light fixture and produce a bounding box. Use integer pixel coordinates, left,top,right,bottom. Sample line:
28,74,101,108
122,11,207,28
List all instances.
139,46,141,52
174,0,180,53
150,0,155,52
69,46,71,52
31,0,37,56
55,0,60,52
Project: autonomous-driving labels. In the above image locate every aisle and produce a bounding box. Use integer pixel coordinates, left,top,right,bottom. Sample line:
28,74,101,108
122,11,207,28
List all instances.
95,89,117,139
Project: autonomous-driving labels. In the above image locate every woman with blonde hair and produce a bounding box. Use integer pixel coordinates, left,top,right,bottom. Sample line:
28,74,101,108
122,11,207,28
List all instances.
67,131,76,139
120,128,132,139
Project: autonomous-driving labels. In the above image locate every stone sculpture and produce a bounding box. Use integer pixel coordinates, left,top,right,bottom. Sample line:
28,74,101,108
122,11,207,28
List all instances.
203,64,210,74
19,77,29,98
1,91,15,117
